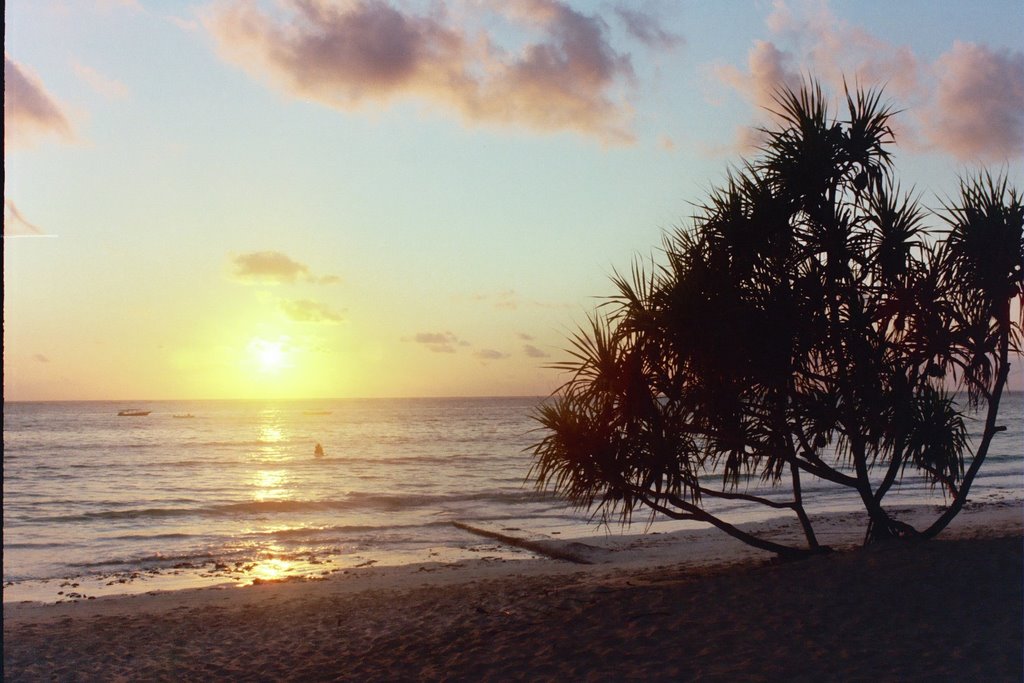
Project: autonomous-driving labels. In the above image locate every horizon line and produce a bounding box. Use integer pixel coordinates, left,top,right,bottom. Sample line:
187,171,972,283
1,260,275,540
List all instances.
2,394,555,404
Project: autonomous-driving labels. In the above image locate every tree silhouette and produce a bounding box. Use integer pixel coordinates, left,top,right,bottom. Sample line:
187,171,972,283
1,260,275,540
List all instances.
531,81,1022,555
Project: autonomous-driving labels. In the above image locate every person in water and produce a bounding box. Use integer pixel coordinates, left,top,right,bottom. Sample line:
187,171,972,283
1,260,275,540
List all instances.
314,443,325,458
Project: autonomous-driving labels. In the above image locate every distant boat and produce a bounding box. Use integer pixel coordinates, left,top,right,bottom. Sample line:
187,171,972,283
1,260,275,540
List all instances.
172,413,195,419
117,409,151,417
314,443,325,458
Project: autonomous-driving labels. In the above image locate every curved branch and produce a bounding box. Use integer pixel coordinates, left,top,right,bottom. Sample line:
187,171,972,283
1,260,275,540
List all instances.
626,484,816,557
792,427,861,488
690,483,796,510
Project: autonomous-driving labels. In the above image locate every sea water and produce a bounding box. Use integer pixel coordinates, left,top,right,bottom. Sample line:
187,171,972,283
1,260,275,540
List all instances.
4,395,1022,602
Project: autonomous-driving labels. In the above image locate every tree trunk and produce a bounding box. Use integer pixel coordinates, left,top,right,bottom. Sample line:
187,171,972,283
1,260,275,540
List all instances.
921,301,1012,540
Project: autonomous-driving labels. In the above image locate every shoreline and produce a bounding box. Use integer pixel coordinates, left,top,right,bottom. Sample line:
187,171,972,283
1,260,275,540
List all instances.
5,503,1021,680
4,499,1021,607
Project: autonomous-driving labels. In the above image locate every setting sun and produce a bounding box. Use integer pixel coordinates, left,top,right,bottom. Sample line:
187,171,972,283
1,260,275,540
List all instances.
251,338,289,373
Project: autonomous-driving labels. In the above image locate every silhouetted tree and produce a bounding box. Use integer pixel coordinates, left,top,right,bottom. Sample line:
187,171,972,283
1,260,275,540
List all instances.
531,81,1022,554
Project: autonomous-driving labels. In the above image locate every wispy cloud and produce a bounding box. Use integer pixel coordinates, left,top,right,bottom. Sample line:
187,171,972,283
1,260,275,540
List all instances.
4,55,74,150
166,14,200,31
523,344,550,358
204,0,643,144
229,251,340,284
73,61,129,99
615,6,683,50
475,348,510,360
469,290,573,310
471,290,519,310
34,353,51,363
4,200,45,236
279,298,345,323
408,331,470,353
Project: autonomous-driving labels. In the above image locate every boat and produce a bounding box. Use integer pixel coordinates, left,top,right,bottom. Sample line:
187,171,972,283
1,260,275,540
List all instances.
172,413,195,419
117,409,151,417
314,443,325,458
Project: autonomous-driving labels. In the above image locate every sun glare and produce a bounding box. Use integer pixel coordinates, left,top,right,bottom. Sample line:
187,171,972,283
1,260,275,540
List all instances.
250,338,289,373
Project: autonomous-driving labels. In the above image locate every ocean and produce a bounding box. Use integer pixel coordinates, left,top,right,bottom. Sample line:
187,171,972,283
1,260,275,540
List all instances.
4,395,1022,603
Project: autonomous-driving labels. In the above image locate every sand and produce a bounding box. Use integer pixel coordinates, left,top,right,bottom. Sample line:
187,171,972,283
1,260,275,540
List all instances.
5,504,1022,682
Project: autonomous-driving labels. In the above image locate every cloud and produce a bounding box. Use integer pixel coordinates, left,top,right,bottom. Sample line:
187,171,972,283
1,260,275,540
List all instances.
73,61,129,99
707,2,1023,161
751,1,923,102
4,56,74,149
699,123,769,157
4,200,45,236
34,354,51,363
472,290,519,310
713,39,801,114
615,6,682,50
920,42,1024,161
475,348,510,360
517,332,535,341
280,298,345,323
523,344,550,358
229,251,339,284
409,331,469,353
204,0,637,143
232,251,308,282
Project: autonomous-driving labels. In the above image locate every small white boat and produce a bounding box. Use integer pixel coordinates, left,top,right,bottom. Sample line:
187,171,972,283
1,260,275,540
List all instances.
172,414,195,419
117,409,151,417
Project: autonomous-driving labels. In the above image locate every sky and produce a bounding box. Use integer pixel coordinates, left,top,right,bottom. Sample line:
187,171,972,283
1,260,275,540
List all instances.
4,0,1023,400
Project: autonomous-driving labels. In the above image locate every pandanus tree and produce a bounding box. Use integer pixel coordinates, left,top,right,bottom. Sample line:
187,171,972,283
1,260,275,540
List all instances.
531,81,1023,555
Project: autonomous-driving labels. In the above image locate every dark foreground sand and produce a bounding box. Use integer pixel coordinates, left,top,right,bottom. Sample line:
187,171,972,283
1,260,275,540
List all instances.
5,526,1022,682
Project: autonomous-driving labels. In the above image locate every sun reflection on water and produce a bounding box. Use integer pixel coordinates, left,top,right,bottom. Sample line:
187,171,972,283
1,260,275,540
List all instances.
251,469,292,501
248,557,295,583
253,414,290,462
259,425,283,443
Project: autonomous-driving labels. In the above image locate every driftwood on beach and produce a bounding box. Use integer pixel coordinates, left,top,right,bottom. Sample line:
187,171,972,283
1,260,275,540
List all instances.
452,521,595,564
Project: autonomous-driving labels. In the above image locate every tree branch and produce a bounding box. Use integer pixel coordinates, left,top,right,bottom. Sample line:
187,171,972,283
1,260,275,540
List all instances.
632,488,809,557
922,303,1013,539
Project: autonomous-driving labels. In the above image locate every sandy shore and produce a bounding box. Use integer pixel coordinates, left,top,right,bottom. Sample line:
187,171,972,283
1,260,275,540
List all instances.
5,504,1022,681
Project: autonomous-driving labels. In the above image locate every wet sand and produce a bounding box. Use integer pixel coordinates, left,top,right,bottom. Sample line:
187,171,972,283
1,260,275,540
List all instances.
5,505,1022,681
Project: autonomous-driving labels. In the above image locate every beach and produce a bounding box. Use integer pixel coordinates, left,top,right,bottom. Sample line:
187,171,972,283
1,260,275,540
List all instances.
5,504,1021,681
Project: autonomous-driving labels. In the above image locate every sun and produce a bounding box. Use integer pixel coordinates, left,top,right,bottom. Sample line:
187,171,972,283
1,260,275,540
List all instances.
250,338,290,373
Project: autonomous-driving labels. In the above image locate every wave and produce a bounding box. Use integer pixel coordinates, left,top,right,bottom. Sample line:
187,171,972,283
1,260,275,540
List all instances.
28,490,564,523
67,550,223,568
103,532,196,542
255,520,453,539
193,439,298,448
